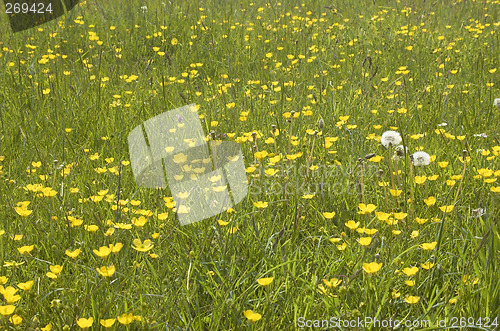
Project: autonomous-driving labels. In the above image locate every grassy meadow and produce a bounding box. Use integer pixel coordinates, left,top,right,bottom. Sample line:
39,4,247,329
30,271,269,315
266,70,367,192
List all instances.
0,0,499,329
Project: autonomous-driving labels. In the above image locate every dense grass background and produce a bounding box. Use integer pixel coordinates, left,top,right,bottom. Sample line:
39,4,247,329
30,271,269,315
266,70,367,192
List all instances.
0,0,499,329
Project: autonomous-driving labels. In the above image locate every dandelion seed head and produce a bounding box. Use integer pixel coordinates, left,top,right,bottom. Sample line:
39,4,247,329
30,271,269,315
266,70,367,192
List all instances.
411,151,431,166
380,130,402,148
393,145,408,158
318,118,325,129
472,208,485,218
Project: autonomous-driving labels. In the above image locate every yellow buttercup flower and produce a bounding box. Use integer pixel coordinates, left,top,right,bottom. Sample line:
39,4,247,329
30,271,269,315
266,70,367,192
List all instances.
17,280,34,291
1,286,20,303
415,217,428,224
323,278,342,288
117,313,135,325
46,265,63,279
375,211,389,221
77,317,94,329
358,203,377,214
9,314,22,325
420,242,437,250
257,277,274,286
0,305,15,316
337,243,347,251
243,310,262,322
439,205,454,213
405,296,420,304
364,228,378,235
322,212,336,219
265,168,278,176
50,265,63,274
254,151,268,160
358,237,372,246
362,262,382,274
17,245,34,255
405,280,416,286
421,262,435,270
438,161,449,168
131,239,154,252
389,189,402,197
368,155,384,163
173,153,188,164
100,319,116,328
96,265,116,277
131,216,148,227
414,176,427,184
253,201,268,209
394,212,408,220
14,207,32,217
423,196,436,206
176,205,190,214
85,225,99,232
402,266,419,276
345,220,360,230
93,246,112,258
217,219,229,226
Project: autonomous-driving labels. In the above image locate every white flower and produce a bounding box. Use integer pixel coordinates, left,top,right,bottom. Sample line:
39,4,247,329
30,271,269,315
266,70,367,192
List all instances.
393,145,408,159
411,151,431,166
473,133,487,138
472,208,485,218
380,131,402,148
493,98,500,107
141,5,148,12
437,122,448,127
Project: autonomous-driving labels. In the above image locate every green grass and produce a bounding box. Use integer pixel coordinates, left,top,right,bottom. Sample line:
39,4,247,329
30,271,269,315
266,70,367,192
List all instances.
0,0,499,329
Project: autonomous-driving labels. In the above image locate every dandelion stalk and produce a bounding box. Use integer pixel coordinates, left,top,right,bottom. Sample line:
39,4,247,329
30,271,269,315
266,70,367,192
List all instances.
380,131,402,208
359,159,366,205
409,161,415,218
386,145,398,207
379,169,390,209
393,156,402,188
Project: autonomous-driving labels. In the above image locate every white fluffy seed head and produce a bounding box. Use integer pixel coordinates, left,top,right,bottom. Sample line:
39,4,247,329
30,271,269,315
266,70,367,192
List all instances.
380,130,402,148
411,151,431,166
393,145,408,158
493,98,500,107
